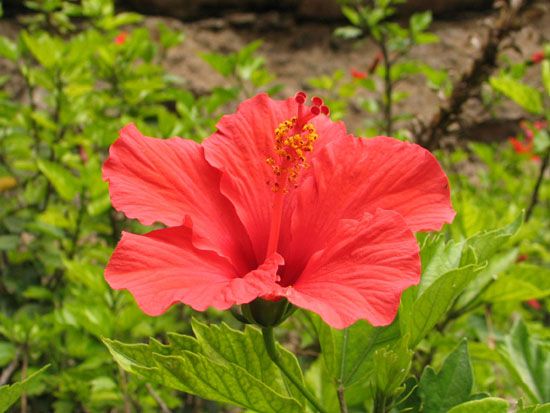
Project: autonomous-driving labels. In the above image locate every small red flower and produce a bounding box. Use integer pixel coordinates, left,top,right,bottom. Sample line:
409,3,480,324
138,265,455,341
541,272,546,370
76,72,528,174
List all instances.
103,93,455,328
526,299,542,311
350,68,368,80
517,253,529,263
114,32,128,45
531,50,545,64
509,137,533,154
510,120,545,160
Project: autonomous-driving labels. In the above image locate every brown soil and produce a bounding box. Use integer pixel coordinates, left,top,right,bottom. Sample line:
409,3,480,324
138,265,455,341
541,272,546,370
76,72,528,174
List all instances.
2,1,549,140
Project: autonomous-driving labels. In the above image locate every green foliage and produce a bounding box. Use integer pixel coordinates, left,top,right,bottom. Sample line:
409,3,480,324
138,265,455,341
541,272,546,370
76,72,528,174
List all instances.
498,319,550,403
1,1,549,412
0,366,48,413
0,1,275,410
105,321,304,412
419,340,473,412
332,0,446,136
489,75,544,114
448,397,509,413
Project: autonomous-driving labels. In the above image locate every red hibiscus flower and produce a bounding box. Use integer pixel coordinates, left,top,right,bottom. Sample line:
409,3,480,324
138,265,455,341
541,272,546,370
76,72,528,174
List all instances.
114,32,128,45
103,92,455,328
350,68,368,80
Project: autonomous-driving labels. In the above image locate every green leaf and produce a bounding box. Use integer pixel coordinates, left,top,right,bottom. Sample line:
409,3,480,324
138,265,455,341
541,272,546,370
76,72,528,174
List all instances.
461,214,522,266
0,235,19,251
410,11,432,33
153,352,302,412
372,338,412,398
517,403,550,413
0,365,49,413
316,315,400,388
21,31,61,69
0,343,16,367
37,159,81,201
191,320,305,404
498,319,550,403
0,36,18,61
402,264,482,347
104,322,304,412
448,397,509,413
342,6,361,26
489,75,544,114
334,26,363,40
200,52,234,77
419,340,473,413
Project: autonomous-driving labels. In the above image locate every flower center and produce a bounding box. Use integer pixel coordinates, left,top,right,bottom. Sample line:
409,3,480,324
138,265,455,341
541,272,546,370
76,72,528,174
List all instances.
265,92,329,259
266,92,329,193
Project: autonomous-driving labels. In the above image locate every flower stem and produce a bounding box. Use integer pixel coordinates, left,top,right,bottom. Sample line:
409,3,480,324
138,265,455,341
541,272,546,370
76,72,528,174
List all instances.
526,147,549,222
261,327,328,413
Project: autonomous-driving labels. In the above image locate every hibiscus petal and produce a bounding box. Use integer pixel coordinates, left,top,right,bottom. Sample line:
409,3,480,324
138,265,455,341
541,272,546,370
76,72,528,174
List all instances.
103,124,254,271
105,226,282,315
203,94,346,262
283,209,420,329
282,135,454,276
307,136,454,232
202,94,295,262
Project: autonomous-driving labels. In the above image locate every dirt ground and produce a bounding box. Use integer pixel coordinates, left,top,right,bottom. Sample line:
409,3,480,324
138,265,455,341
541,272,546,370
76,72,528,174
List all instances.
2,1,549,140
152,1,548,140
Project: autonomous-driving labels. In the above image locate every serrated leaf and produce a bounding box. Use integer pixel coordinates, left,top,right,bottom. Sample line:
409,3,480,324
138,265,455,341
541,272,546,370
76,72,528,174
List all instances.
419,340,473,413
517,402,550,413
153,352,302,412
37,159,81,201
490,75,544,114
448,397,509,413
104,323,304,412
191,320,305,404
419,236,464,294
498,319,550,403
0,365,49,413
460,214,522,266
315,315,400,388
402,264,482,347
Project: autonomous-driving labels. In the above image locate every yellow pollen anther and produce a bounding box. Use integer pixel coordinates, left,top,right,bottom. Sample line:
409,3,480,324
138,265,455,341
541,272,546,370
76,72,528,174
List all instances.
267,118,318,192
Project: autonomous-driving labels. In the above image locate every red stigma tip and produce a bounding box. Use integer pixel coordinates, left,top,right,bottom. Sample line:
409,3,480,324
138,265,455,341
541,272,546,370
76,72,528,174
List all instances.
320,105,330,115
295,91,307,104
310,106,321,115
311,96,323,107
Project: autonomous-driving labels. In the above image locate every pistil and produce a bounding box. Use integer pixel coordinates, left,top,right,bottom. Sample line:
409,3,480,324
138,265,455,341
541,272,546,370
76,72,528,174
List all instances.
264,92,329,258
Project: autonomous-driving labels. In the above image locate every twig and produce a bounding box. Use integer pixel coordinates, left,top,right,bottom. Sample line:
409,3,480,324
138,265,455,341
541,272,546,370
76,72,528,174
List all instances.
0,348,21,386
118,366,132,413
379,35,393,136
146,383,172,413
337,384,348,413
262,327,328,413
416,0,525,150
525,148,549,221
20,346,28,413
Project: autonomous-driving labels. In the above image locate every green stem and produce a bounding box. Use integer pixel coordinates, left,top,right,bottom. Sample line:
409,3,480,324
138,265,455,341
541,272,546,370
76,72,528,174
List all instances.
261,327,328,413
